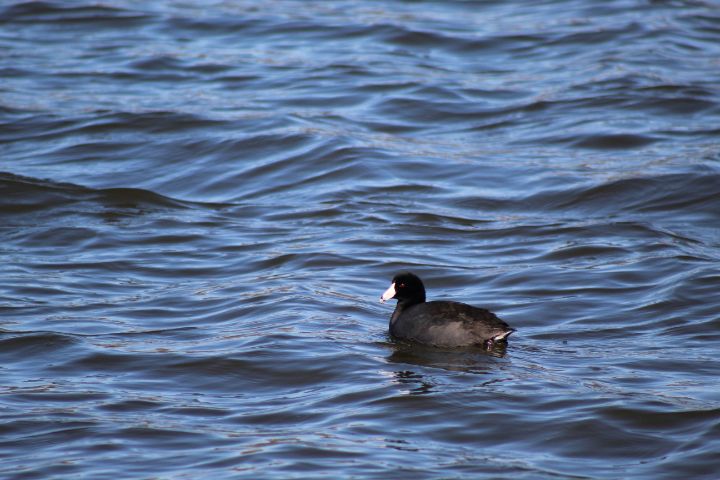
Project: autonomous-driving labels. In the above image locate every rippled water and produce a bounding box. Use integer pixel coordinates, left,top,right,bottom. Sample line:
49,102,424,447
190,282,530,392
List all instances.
2,1,720,478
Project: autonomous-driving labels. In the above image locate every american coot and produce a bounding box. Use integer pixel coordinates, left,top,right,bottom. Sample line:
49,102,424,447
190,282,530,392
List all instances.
380,272,515,348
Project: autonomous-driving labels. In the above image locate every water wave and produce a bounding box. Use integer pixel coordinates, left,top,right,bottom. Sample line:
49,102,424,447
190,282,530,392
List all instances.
2,0,720,478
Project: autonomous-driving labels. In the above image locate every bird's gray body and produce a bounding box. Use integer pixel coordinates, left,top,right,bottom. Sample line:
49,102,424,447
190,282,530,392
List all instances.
390,300,514,347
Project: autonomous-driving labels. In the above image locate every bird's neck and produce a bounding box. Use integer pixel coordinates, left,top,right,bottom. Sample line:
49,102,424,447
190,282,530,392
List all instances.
389,297,424,326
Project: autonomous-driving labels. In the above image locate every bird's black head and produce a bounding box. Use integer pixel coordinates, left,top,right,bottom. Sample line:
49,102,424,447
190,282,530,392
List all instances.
380,271,426,305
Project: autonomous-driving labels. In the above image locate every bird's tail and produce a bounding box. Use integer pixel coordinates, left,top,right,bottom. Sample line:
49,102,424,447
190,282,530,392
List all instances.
493,328,516,343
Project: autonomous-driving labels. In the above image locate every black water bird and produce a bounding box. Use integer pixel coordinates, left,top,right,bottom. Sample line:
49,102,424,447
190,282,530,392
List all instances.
380,272,514,348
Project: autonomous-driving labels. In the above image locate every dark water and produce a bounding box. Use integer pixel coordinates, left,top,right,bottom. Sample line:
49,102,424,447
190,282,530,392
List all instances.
2,0,720,478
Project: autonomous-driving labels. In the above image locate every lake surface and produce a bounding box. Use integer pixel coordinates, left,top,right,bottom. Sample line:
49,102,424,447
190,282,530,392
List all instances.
2,1,720,478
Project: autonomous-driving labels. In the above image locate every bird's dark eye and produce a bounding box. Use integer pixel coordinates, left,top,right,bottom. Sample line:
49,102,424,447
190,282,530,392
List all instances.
398,283,406,288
